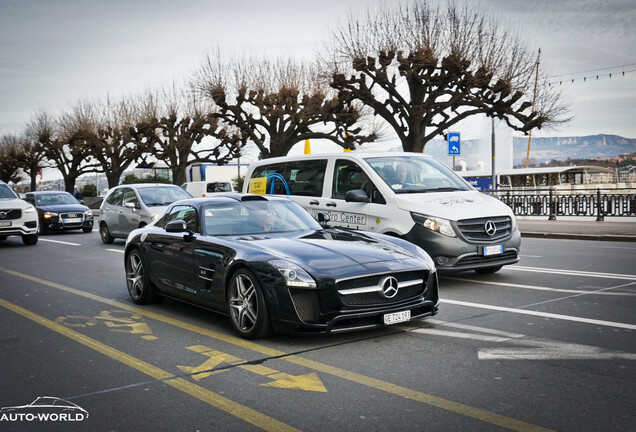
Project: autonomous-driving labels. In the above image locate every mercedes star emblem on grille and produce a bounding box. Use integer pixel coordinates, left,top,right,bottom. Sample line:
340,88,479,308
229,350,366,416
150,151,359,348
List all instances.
379,276,399,298
484,220,497,236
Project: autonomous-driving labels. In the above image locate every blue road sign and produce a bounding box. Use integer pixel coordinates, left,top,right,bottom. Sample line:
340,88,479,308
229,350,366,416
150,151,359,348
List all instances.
448,132,460,155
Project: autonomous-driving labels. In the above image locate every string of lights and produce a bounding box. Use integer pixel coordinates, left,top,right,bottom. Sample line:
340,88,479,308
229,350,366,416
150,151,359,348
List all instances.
547,63,636,87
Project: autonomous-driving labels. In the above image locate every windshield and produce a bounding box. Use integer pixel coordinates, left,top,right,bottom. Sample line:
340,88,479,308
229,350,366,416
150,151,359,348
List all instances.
365,155,472,194
139,187,192,206
203,199,322,236
35,193,79,206
0,184,17,199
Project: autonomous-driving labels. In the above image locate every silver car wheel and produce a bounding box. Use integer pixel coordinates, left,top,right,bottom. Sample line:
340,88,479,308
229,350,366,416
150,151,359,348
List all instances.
229,274,258,333
126,251,145,301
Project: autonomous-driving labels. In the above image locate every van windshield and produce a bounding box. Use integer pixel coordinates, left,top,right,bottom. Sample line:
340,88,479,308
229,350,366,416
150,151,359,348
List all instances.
365,155,472,194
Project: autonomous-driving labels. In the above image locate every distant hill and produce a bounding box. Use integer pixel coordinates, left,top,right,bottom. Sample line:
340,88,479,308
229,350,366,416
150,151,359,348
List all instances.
511,134,636,166
420,134,636,169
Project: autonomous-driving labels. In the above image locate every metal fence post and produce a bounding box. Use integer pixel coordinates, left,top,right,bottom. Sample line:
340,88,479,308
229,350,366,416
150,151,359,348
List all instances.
596,188,605,221
548,188,556,220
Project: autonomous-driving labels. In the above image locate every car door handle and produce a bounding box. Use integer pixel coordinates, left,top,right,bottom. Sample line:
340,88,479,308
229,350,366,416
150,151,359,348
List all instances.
326,202,337,207
309,200,319,205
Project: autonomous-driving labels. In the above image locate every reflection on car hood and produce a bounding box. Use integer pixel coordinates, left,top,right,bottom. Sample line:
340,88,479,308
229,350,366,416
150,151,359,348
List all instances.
395,190,513,220
37,204,88,212
238,229,426,277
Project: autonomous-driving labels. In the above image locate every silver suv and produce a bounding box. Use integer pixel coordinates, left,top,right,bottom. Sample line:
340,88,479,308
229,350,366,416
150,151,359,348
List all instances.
98,183,191,243
0,181,39,245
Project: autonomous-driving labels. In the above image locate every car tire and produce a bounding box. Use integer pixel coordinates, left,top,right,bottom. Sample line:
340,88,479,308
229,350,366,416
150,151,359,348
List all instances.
82,226,93,233
100,222,114,244
22,233,38,245
125,249,160,304
474,265,503,274
228,269,271,339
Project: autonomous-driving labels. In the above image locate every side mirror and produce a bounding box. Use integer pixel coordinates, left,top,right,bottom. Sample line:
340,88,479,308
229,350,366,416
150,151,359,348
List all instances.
79,199,86,205
166,219,195,241
166,220,188,233
344,189,369,203
124,201,137,209
317,212,331,228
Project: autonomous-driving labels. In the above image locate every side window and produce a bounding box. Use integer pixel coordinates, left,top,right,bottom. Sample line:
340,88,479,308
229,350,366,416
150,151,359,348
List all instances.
155,205,199,232
122,189,139,208
332,160,369,200
106,188,124,206
25,195,35,205
248,163,288,195
287,160,326,197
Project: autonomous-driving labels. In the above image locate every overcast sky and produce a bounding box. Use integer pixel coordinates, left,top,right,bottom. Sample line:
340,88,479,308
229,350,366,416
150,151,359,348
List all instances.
1,0,635,146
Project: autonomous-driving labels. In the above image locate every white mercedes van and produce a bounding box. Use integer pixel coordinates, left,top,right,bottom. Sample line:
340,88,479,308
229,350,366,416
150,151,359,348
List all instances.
243,152,520,273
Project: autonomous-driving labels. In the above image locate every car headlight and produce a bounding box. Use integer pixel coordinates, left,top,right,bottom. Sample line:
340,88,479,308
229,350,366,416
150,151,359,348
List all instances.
414,246,436,272
84,210,93,217
24,205,36,214
43,211,59,219
269,260,316,288
411,212,456,237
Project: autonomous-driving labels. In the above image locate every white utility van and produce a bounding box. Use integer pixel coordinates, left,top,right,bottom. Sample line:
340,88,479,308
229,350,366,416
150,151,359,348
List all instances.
243,152,520,273
181,181,233,197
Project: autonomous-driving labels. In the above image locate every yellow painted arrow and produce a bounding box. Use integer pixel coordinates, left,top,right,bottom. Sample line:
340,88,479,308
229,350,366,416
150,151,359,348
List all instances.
178,345,327,392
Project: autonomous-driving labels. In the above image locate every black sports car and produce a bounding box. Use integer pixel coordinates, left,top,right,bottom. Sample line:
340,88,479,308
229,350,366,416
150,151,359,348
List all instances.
24,191,94,234
124,194,439,339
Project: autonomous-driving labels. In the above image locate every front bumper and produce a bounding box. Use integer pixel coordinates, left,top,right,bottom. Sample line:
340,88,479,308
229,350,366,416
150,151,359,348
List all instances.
402,223,521,272
42,215,94,231
266,270,440,335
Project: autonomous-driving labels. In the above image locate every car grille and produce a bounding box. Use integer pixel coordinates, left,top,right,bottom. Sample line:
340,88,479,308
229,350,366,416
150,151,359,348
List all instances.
289,290,321,322
455,250,518,267
60,212,84,226
456,216,512,242
337,271,427,307
0,209,22,220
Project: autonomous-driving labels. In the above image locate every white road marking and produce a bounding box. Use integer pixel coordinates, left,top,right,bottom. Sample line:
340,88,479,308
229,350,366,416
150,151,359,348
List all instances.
519,255,542,258
479,340,636,361
38,238,81,246
508,265,636,281
400,321,636,361
107,249,124,254
445,277,636,296
442,299,636,331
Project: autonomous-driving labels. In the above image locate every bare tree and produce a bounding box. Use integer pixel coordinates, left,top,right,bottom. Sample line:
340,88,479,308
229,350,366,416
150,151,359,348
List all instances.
81,96,149,189
194,53,376,159
27,107,100,194
0,134,24,184
327,1,570,153
129,84,237,186
14,133,48,192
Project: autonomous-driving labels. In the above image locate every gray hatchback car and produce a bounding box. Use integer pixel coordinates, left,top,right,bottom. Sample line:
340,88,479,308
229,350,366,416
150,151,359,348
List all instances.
99,183,191,243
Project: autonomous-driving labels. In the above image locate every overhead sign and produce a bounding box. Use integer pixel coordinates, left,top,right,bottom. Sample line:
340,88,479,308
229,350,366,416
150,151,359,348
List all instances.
448,132,460,155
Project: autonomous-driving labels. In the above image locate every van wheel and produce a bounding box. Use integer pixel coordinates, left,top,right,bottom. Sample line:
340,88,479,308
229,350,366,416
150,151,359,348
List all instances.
474,265,503,274
100,223,114,244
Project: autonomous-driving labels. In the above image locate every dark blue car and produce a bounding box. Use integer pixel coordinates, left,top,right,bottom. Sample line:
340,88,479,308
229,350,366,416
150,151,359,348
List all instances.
24,191,94,234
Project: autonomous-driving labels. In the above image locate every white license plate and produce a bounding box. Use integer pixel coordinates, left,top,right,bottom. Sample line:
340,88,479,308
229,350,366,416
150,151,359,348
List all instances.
0,221,11,227
383,310,411,325
483,245,504,256
63,218,82,224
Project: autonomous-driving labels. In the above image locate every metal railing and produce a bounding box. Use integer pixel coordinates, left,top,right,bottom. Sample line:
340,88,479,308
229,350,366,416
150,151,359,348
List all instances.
487,187,636,221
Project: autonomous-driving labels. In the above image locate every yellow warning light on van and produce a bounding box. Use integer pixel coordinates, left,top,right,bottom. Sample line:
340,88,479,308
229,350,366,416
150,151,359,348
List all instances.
249,177,267,195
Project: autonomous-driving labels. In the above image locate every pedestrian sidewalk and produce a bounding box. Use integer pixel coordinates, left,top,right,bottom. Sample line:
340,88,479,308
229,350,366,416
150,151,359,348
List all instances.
517,218,636,242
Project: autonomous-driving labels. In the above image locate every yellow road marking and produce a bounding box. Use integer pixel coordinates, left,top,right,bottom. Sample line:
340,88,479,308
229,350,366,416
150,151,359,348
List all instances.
0,297,299,432
0,267,555,432
179,345,327,392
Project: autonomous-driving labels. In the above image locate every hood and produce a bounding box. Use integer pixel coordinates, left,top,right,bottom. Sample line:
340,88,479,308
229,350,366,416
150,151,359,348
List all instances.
238,230,427,278
395,190,513,220
37,203,89,213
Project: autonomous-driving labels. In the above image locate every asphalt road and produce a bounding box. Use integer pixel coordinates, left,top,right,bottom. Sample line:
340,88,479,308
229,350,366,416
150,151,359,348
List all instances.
1,230,635,432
